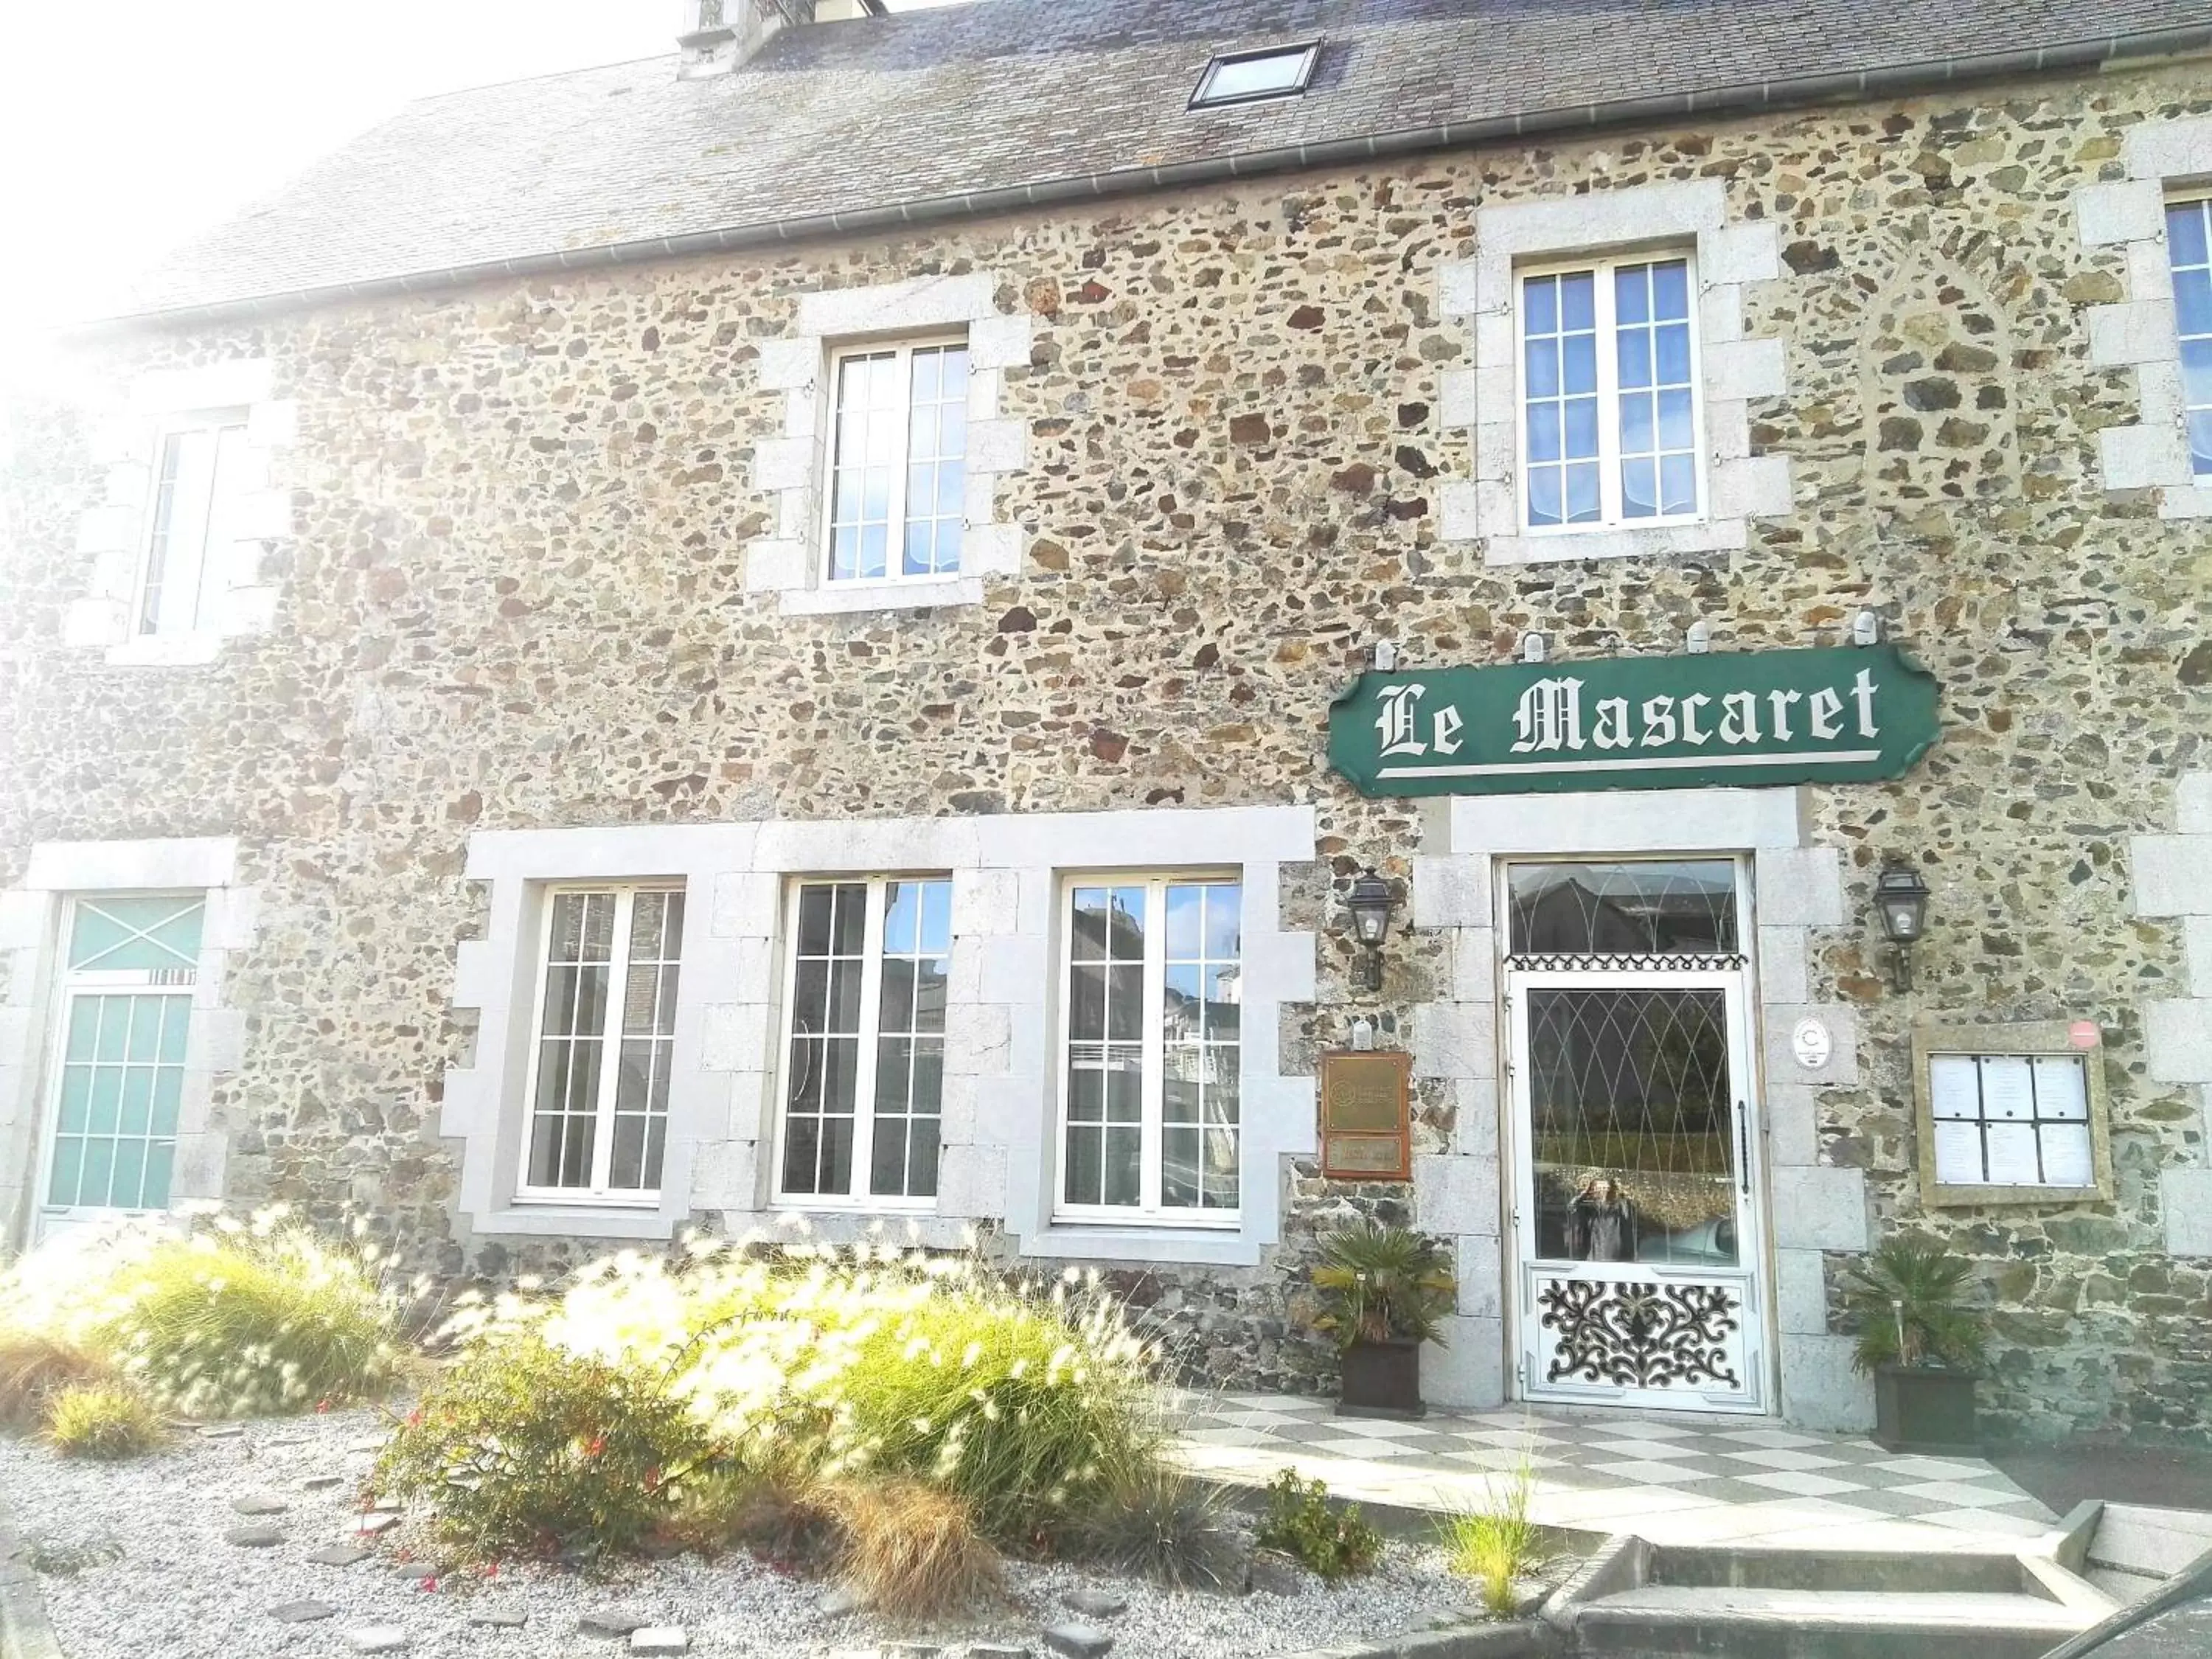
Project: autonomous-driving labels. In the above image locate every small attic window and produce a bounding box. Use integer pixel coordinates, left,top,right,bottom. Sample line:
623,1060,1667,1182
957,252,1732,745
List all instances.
1190,42,1319,108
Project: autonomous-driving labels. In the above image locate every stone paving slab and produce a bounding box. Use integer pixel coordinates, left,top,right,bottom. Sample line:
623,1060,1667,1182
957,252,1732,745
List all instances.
1167,1391,2059,1554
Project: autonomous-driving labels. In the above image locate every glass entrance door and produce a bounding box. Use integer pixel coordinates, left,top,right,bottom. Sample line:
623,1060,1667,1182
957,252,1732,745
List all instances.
1502,860,1767,1413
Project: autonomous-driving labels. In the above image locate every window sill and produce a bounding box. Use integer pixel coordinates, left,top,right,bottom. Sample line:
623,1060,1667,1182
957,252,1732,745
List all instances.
477,1203,678,1239
780,575,983,616
102,633,225,667
1484,518,1745,567
1022,1222,1262,1267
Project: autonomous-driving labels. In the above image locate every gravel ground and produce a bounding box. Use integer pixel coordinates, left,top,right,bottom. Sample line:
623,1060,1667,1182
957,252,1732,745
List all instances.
0,1408,1493,1659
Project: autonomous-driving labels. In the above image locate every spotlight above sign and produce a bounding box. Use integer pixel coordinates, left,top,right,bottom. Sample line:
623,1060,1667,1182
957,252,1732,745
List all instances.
1327,644,1940,797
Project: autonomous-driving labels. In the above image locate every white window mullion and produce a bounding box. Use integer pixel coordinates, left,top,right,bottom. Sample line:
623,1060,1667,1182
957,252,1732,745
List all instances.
885,348,914,579
1138,880,1168,1215
1594,269,1623,526
849,877,889,1200
586,888,638,1195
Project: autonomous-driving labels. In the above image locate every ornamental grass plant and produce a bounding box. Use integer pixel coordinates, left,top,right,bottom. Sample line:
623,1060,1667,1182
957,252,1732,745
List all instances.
1069,1458,1247,1592
44,1381,167,1460
0,1208,407,1420
829,1478,1005,1621
0,1332,114,1431
380,1240,1164,1570
1440,1457,1545,1616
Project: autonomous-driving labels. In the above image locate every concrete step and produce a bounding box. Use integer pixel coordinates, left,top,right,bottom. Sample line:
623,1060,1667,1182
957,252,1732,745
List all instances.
1571,1584,2096,1659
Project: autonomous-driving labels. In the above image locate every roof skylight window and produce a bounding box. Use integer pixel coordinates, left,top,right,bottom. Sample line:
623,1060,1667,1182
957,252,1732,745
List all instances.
1190,42,1319,108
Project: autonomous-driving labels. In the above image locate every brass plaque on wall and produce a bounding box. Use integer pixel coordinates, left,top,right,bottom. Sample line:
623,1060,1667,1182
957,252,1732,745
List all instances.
1318,1050,1411,1181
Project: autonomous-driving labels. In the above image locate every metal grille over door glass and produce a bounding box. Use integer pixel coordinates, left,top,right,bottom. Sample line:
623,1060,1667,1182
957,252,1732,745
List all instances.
1508,860,1739,961
1526,987,1739,1270
525,887,682,1198
44,895,204,1216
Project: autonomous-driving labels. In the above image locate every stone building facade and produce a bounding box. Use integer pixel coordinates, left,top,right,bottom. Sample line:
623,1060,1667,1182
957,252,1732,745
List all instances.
4,0,2212,1442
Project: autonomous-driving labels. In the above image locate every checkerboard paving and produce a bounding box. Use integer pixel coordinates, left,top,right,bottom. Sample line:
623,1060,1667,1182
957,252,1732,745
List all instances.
1166,1391,2059,1553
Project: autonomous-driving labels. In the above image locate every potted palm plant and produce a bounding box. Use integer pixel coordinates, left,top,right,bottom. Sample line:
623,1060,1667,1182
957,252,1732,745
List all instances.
1840,1234,1987,1454
1310,1219,1456,1419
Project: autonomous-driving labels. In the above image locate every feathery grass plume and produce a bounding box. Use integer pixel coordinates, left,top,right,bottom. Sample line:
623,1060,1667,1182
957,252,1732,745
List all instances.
0,1207,405,1420
91,1210,406,1418
1439,1455,1545,1615
830,1478,1004,1621
44,1382,167,1460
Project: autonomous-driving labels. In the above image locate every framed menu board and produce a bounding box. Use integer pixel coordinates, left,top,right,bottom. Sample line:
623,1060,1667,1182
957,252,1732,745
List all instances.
1912,1020,2112,1207
1318,1050,1412,1181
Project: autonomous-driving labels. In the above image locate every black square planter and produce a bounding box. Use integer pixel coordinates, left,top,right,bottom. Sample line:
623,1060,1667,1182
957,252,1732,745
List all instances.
1873,1363,1980,1455
1336,1337,1425,1419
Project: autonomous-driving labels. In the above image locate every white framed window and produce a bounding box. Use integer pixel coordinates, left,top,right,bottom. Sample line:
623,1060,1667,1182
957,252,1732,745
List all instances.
134,413,252,638
824,339,970,584
1189,42,1318,108
38,895,204,1222
518,884,684,1203
1055,875,1242,1225
2168,195,2212,479
776,875,951,1205
1517,254,1705,532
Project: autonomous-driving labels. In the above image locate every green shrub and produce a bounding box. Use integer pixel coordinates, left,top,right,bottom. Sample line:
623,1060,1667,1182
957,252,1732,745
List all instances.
1255,1470,1382,1582
1070,1459,1246,1591
831,1478,1004,1620
45,1382,166,1460
1441,1459,1543,1615
0,1332,114,1432
376,1327,726,1564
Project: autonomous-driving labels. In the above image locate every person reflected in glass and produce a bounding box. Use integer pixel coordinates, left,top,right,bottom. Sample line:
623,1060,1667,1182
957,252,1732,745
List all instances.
1567,1174,1639,1262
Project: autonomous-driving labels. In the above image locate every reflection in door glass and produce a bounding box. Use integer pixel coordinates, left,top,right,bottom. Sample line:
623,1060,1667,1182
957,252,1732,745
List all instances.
1509,860,1739,956
1526,988,1739,1267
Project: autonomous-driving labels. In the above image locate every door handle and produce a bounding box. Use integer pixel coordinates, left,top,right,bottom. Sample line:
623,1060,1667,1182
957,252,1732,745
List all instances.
1737,1102,1750,1195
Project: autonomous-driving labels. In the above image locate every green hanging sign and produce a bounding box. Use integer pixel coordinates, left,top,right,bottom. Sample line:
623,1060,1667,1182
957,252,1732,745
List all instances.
1328,643,1940,798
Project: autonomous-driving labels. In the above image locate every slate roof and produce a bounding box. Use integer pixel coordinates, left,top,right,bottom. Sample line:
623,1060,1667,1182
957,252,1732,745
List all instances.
116,0,2212,321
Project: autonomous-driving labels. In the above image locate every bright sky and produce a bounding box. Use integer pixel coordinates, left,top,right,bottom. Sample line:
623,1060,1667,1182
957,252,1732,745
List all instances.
0,0,969,366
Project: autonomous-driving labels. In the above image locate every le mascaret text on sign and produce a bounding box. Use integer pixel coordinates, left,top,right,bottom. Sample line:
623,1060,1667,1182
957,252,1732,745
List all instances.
1328,643,1940,797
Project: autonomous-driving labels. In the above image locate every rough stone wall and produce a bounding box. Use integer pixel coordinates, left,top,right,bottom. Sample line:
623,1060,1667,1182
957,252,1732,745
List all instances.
4,58,2212,1436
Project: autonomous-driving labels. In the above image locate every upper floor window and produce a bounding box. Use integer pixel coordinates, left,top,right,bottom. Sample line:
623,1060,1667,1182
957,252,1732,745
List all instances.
521,885,684,1203
136,414,251,638
2168,198,2212,478
777,876,951,1205
1520,255,1703,532
1190,43,1318,108
826,340,968,583
1057,877,1242,1225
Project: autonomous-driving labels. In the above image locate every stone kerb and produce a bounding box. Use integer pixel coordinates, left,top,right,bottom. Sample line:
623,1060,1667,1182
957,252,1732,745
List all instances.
2130,771,2212,1256
2073,115,2212,519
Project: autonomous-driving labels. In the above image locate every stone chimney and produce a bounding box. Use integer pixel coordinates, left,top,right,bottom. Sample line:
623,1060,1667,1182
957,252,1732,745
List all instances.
677,0,818,79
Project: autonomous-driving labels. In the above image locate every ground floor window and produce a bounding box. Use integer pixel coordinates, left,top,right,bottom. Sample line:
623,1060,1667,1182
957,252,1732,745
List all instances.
521,885,684,1201
778,876,951,1204
43,894,204,1217
1057,876,1242,1223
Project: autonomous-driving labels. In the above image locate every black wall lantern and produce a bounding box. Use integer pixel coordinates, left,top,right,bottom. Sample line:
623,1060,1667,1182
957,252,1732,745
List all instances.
1346,866,1398,992
1873,862,1931,991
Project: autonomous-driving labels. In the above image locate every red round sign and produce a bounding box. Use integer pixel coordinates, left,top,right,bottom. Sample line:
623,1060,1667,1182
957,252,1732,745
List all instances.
2069,1020,2101,1048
